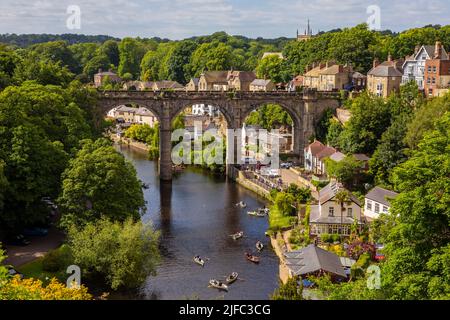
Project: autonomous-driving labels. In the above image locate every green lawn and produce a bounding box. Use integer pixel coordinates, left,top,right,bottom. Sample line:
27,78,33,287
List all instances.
17,249,67,284
268,206,297,231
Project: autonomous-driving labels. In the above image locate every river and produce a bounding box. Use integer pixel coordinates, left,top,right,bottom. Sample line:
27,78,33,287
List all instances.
114,144,279,300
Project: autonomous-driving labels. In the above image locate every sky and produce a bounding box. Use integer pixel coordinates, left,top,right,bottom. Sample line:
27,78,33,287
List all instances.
0,0,449,39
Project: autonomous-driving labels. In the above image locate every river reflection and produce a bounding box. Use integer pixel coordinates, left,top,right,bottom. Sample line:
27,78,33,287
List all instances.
115,144,279,300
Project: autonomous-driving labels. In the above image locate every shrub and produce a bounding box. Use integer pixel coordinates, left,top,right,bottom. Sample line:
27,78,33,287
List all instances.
42,245,72,272
68,218,160,290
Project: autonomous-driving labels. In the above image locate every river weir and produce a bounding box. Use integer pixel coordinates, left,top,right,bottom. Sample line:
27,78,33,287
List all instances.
114,144,279,300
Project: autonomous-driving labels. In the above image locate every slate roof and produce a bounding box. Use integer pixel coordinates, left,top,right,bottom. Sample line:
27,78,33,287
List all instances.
353,154,370,161
329,151,346,162
284,244,347,278
368,61,403,77
365,186,399,207
251,79,273,86
305,140,325,155
316,146,336,160
201,71,229,84
154,80,184,89
318,181,361,206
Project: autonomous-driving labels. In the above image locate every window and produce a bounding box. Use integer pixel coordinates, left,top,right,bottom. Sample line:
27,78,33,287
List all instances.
366,200,372,211
432,77,436,84
328,207,335,217
383,206,389,213
429,88,433,96
347,208,353,218
375,203,380,214
428,66,432,72
427,77,431,84
433,66,437,73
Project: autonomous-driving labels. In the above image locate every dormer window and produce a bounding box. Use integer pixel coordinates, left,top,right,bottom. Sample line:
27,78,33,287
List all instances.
328,207,335,217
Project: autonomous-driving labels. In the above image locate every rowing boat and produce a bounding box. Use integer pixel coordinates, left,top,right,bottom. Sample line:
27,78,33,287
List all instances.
226,272,239,284
256,241,264,251
193,256,205,267
230,231,244,240
209,279,228,291
245,252,260,264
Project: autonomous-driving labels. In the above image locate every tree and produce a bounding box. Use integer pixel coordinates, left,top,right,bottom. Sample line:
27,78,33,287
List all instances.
83,53,111,80
382,112,450,299
98,40,120,67
189,42,234,77
286,184,311,204
256,55,285,83
274,192,296,216
167,41,198,84
369,113,411,187
338,92,391,155
58,139,145,228
118,38,146,79
271,276,303,300
67,218,160,290
245,104,292,130
325,156,362,188
325,118,344,148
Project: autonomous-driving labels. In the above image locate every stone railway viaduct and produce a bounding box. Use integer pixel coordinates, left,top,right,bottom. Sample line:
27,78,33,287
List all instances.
97,90,341,181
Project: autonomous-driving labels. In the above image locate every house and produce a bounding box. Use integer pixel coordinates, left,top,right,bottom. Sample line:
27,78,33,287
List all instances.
353,154,370,171
309,181,363,237
134,107,158,127
108,105,158,127
94,69,121,88
367,56,403,97
284,244,347,282
152,80,184,91
303,63,326,89
191,104,219,117
249,79,275,92
318,63,353,91
123,81,154,91
424,42,450,97
350,72,367,91
288,75,304,91
304,140,336,175
364,186,399,220
227,71,256,91
198,71,229,91
402,42,449,90
186,78,199,92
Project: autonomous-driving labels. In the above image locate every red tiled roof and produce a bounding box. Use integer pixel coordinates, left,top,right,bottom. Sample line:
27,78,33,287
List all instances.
306,140,325,156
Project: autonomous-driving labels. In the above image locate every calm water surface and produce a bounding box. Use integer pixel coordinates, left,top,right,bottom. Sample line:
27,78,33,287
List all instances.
115,144,279,300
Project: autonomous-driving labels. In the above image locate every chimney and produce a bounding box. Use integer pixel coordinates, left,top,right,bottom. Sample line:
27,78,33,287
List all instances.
435,41,443,59
312,62,316,69
98,68,103,73
387,53,392,62
372,58,380,69
325,61,329,68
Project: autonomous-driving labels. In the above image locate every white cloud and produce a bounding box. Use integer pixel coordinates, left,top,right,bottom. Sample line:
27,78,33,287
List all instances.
0,0,448,38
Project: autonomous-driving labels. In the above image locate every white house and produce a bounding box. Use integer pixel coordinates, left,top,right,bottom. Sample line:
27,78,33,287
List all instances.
402,44,449,90
108,105,158,127
364,186,399,220
304,140,336,175
309,181,363,237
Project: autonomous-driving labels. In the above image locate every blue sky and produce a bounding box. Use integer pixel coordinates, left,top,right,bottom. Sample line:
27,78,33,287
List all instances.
0,0,449,39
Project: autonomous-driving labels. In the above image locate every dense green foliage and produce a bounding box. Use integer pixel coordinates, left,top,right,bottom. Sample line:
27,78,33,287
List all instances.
67,218,160,290
271,276,303,300
58,139,145,228
245,104,293,130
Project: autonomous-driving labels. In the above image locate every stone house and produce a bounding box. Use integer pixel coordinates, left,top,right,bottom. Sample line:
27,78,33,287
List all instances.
249,79,275,92
227,71,256,91
318,63,353,91
309,181,363,237
364,186,399,220
186,78,199,91
367,56,403,98
198,71,229,91
94,69,121,88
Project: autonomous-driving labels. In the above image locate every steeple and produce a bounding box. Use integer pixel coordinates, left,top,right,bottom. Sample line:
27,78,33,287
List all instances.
307,19,311,36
